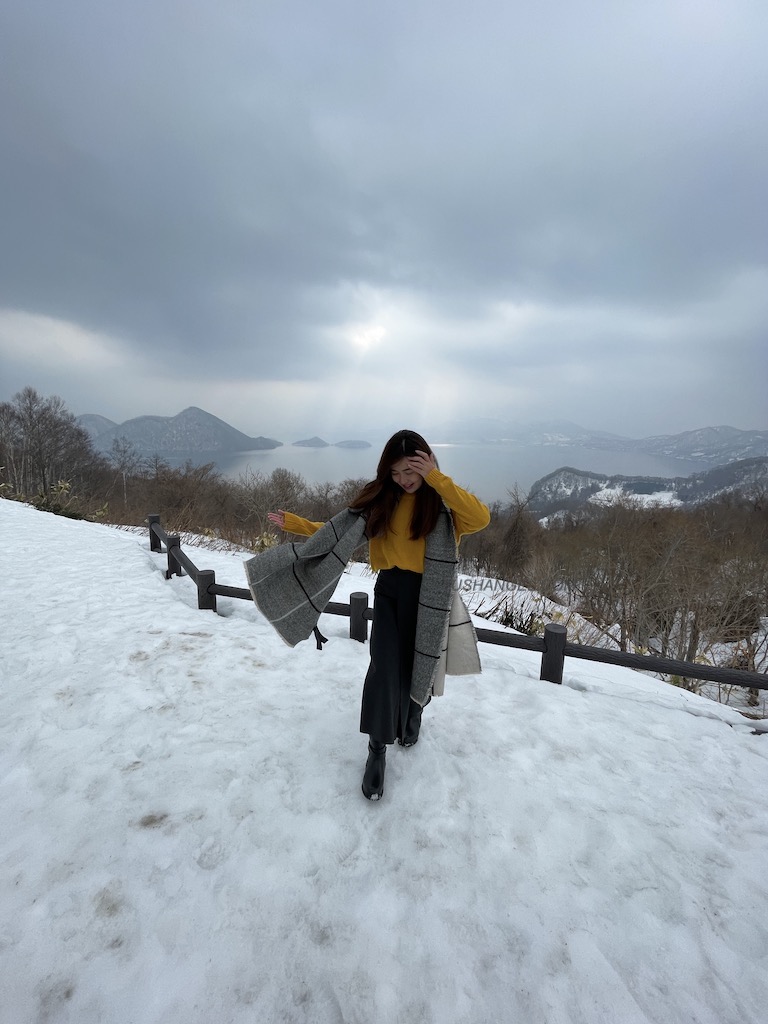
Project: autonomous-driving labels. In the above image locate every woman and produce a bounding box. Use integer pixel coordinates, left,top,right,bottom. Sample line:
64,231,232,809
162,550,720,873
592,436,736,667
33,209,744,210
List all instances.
264,429,490,800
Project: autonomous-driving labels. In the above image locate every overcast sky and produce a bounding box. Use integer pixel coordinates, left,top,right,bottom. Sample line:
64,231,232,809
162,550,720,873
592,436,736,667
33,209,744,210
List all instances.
1,0,766,441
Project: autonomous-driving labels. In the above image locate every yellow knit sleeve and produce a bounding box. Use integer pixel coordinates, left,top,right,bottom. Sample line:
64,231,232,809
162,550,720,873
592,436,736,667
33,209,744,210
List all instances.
282,512,325,537
424,469,491,538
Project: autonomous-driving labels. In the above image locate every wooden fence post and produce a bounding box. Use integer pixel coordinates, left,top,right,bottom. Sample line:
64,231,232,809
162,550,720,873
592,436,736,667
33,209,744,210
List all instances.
165,535,182,579
147,513,161,552
349,591,369,642
540,622,566,684
197,569,217,612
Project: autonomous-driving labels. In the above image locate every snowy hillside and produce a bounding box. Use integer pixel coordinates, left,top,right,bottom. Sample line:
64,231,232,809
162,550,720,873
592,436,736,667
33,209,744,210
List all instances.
528,458,768,517
2,499,767,1024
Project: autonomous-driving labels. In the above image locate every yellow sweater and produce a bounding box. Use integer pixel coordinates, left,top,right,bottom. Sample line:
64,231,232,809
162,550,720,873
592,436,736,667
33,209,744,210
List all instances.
282,469,490,574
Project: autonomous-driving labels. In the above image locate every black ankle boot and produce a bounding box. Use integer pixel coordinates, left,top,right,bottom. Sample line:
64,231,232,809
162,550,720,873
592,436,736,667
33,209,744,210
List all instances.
399,700,423,748
362,740,386,800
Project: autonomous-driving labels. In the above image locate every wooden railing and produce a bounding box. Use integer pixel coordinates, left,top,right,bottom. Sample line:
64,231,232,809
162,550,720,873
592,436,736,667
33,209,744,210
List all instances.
146,514,768,695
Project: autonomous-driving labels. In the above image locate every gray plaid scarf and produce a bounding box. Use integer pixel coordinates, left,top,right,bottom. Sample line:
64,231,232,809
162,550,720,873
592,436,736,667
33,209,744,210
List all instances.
244,505,480,705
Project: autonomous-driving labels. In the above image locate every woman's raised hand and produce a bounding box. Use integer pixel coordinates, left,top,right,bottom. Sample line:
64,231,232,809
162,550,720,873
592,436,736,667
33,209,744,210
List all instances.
267,510,286,529
407,450,437,478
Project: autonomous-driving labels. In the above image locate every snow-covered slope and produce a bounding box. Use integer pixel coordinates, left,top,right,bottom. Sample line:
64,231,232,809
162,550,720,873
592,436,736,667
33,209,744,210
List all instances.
2,499,767,1024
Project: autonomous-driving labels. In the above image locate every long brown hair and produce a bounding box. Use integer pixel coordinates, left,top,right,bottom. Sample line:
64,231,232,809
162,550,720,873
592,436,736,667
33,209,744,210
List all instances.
350,429,442,539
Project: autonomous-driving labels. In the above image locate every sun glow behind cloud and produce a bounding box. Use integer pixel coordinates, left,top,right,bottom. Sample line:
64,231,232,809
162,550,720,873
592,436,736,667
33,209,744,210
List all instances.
347,323,387,351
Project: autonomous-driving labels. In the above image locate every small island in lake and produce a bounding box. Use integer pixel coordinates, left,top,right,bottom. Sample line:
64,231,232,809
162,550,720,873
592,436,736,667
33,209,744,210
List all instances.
292,437,371,449
292,437,329,448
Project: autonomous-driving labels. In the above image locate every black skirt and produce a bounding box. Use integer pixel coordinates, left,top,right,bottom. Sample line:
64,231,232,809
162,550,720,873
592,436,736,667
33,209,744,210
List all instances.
359,567,424,744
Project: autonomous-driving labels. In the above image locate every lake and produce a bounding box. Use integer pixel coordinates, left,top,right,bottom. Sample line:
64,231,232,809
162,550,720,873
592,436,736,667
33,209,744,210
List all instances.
206,443,709,504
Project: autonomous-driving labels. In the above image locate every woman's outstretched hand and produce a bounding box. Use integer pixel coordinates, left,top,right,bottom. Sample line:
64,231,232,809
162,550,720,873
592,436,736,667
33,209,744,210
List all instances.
267,510,286,529
408,450,437,478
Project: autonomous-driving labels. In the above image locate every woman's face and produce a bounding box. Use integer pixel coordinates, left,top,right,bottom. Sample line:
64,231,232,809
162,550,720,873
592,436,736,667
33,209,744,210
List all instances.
390,456,423,493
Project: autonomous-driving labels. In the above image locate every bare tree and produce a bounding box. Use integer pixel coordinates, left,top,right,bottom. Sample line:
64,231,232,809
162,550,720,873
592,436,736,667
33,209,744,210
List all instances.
0,387,103,497
109,437,147,508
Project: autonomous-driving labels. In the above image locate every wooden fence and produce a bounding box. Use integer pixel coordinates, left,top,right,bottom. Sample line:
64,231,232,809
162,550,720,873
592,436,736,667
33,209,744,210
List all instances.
146,514,768,694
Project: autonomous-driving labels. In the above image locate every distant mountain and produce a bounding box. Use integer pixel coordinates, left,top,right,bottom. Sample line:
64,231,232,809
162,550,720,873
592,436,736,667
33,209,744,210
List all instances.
428,417,626,446
334,440,371,449
582,425,768,463
78,407,281,454
527,458,768,518
78,413,118,437
429,418,768,464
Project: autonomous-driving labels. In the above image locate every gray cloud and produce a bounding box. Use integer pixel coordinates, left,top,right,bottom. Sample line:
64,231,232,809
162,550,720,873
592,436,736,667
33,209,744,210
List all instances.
0,0,766,435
